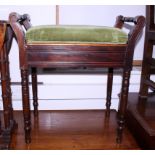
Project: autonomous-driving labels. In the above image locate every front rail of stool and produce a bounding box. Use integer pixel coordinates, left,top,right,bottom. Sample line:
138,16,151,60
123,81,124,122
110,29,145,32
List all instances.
9,12,145,144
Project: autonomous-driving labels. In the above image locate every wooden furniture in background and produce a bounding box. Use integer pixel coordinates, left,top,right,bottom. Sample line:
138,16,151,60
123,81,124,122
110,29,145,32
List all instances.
0,20,16,149
126,93,155,149
126,5,155,149
9,12,145,144
139,5,155,98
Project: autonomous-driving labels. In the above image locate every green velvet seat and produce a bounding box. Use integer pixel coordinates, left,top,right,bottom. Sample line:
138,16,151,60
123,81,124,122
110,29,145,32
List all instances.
25,25,128,44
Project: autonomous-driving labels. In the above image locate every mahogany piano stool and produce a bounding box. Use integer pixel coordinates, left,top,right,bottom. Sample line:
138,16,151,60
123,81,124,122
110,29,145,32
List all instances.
9,12,145,144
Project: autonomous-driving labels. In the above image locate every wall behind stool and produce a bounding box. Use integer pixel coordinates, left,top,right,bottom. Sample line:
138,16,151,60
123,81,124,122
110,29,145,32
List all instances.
0,5,145,110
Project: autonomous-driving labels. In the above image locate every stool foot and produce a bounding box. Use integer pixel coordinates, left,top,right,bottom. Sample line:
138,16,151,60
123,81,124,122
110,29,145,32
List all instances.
116,115,124,144
24,120,31,144
34,108,38,117
25,134,31,144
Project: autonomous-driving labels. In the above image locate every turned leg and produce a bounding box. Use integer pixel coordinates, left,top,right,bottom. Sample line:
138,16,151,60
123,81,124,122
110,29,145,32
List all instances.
106,68,113,116
116,70,130,143
31,67,38,116
5,52,14,123
0,54,11,129
21,69,31,144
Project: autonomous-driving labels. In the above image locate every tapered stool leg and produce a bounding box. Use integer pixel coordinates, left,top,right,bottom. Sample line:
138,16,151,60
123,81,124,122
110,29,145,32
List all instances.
31,67,38,116
116,70,130,143
21,69,31,144
106,68,113,116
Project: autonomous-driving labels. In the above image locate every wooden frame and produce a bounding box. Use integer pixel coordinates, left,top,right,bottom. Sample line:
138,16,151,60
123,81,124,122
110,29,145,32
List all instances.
139,5,155,98
0,20,17,149
9,12,145,144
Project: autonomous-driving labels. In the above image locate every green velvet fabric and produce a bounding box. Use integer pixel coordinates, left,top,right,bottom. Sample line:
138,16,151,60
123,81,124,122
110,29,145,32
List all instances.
26,25,128,44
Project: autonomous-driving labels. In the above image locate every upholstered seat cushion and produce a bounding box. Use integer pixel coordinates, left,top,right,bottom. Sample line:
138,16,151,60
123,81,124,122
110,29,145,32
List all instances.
25,25,128,44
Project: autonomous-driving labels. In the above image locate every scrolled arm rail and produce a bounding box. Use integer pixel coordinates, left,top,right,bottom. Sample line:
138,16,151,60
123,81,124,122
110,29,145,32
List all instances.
126,16,145,69
19,14,32,30
115,15,145,69
18,14,30,22
115,15,145,44
121,16,138,24
10,12,31,30
9,12,32,68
